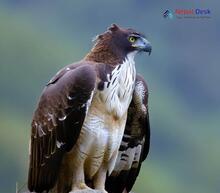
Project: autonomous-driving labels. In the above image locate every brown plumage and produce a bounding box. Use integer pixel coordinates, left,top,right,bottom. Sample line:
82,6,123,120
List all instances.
28,65,96,192
85,25,124,65
28,24,152,193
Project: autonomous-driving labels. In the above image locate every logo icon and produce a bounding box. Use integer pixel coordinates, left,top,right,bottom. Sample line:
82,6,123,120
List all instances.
163,10,173,19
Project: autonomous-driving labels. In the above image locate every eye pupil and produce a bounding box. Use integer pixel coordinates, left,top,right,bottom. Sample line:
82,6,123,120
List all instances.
129,36,136,43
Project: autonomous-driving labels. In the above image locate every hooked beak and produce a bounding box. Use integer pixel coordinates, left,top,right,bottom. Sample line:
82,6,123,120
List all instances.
133,37,152,55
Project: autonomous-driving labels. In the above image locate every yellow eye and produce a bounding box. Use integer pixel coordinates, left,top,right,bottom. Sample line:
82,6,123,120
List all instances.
129,36,136,43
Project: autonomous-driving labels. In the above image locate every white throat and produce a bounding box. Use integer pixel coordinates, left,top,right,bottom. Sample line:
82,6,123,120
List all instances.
126,51,138,62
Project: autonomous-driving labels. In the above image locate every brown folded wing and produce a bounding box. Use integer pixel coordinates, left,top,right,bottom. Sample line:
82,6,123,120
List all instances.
28,64,96,192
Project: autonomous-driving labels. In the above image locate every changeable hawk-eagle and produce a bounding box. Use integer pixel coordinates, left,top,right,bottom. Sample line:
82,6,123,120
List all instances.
28,24,151,193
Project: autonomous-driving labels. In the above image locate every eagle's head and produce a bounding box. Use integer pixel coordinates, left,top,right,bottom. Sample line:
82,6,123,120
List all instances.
85,24,152,65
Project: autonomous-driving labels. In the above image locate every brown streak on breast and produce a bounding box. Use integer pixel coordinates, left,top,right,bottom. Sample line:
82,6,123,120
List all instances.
113,114,120,122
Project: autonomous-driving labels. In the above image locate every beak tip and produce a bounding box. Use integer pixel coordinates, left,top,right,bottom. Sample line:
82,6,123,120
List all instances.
145,44,152,55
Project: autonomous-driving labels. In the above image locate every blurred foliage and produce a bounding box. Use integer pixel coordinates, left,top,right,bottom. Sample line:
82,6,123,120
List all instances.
0,1,219,193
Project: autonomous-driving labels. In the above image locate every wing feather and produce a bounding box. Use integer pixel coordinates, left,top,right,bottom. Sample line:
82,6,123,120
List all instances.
28,64,96,192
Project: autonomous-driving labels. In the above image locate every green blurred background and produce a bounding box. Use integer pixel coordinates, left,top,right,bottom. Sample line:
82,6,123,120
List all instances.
0,1,219,193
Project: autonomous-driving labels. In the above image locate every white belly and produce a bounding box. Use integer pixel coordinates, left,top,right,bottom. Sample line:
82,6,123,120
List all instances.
74,111,127,178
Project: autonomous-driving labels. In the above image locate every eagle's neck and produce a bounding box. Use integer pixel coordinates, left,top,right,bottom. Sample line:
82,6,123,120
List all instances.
95,52,137,119
84,39,126,65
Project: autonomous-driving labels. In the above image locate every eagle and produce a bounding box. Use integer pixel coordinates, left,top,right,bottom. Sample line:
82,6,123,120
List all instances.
28,24,151,193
